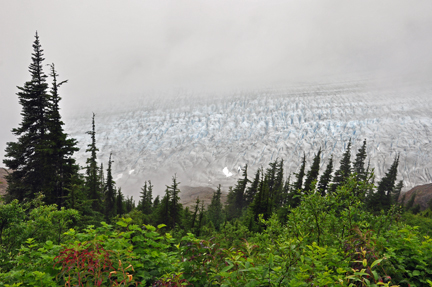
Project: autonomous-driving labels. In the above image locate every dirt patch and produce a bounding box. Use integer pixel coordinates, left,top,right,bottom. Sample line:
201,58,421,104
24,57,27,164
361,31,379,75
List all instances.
179,186,228,209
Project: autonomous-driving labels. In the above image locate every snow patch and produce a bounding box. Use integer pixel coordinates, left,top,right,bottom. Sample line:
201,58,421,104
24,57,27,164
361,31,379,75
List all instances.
223,167,233,177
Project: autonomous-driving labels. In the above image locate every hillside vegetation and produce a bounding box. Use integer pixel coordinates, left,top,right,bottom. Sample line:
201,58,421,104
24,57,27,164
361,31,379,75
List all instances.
2,32,432,287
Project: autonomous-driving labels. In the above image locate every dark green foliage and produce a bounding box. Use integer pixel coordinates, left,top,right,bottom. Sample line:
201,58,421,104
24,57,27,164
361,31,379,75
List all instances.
190,197,200,232
331,139,352,192
156,175,183,229
44,64,80,208
195,201,205,237
244,168,260,207
168,175,182,228
292,154,306,192
116,188,124,216
303,148,321,192
3,33,78,206
85,113,103,212
251,173,272,221
139,180,153,215
353,139,367,181
207,184,224,231
153,195,160,210
272,159,285,208
104,153,116,221
157,187,171,226
125,195,134,213
290,154,306,208
226,165,249,220
372,155,400,212
3,32,49,202
318,156,333,196
392,180,403,205
280,175,290,206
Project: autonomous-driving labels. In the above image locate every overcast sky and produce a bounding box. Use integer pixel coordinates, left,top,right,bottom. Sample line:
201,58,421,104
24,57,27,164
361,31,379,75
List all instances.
1,0,432,163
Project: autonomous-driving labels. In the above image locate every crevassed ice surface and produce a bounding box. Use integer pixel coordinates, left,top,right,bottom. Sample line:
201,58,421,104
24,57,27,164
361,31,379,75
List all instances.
65,81,432,198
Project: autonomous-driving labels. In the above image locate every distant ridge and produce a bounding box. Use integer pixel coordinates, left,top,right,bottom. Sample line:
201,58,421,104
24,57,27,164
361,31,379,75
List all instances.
400,183,432,211
179,186,228,209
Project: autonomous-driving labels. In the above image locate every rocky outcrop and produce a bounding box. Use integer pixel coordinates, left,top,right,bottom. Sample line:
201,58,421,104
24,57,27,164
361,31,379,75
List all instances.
400,183,432,211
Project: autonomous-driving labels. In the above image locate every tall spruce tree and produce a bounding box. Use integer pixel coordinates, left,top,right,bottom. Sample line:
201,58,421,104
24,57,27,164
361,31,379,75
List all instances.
373,155,400,211
139,180,153,215
3,32,78,205
273,160,285,208
116,188,124,216
251,172,272,221
317,156,333,196
168,175,182,228
244,168,260,207
45,63,79,208
290,154,306,208
353,139,367,181
303,149,322,192
85,114,102,212
104,153,116,221
226,166,249,219
207,184,224,231
331,140,352,192
190,197,200,231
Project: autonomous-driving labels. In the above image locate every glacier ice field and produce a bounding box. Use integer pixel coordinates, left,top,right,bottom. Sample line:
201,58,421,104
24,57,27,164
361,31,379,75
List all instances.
65,80,432,198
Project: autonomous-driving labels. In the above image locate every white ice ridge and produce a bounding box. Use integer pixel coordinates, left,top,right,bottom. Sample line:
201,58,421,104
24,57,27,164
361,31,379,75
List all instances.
223,167,233,177
65,80,432,197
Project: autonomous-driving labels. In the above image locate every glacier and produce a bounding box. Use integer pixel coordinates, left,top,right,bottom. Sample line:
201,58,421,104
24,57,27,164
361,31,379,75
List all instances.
64,80,432,199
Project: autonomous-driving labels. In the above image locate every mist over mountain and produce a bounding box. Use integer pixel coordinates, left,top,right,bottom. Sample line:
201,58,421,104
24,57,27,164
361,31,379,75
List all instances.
64,78,432,199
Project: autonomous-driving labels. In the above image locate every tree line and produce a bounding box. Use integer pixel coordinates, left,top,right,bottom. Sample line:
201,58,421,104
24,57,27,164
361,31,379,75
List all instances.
3,33,405,233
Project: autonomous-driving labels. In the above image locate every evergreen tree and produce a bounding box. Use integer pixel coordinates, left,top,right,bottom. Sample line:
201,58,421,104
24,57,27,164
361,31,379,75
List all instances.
104,153,116,221
353,139,367,181
235,165,249,211
244,168,260,207
116,188,124,216
290,154,306,208
157,188,171,226
293,154,306,192
226,166,249,219
273,159,285,208
207,184,224,231
157,176,182,229
168,175,182,228
195,201,205,237
85,114,102,212
251,173,271,220
280,175,291,206
303,149,322,192
139,180,153,215
125,196,134,213
318,156,333,196
373,155,400,211
331,140,352,192
44,63,79,207
265,161,277,195
4,34,79,207
153,195,160,210
191,197,200,231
